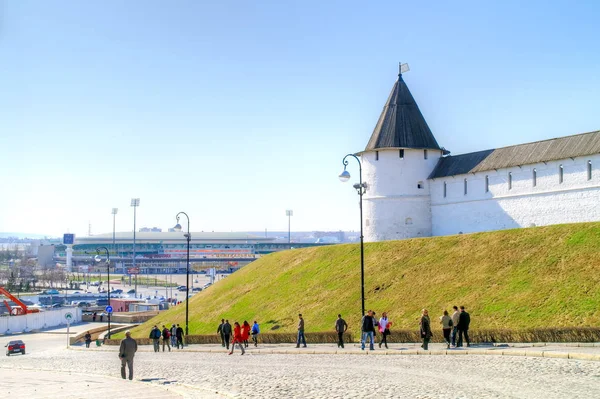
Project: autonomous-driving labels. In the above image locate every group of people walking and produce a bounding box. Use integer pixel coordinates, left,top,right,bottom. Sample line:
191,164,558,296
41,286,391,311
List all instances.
420,306,471,350
358,306,471,351
358,310,392,350
148,324,185,352
217,319,260,355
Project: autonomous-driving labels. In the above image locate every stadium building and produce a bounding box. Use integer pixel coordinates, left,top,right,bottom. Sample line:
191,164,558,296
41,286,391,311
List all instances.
55,232,326,274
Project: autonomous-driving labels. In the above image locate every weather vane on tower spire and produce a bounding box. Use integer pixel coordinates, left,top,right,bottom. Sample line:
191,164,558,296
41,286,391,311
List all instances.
399,62,410,77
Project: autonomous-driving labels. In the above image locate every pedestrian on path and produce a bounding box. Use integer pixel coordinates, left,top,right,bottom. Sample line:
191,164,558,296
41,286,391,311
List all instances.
296,314,307,348
84,331,92,348
457,306,471,347
170,324,177,347
440,310,452,348
420,309,433,350
378,312,391,349
229,322,245,355
242,321,251,348
251,321,260,347
176,324,184,349
361,310,376,351
335,314,348,348
92,312,97,322
149,325,161,352
119,330,138,380
161,325,171,352
450,306,460,348
217,319,226,347
222,320,232,350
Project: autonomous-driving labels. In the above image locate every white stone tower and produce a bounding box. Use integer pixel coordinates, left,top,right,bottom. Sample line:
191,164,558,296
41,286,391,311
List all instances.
359,67,446,242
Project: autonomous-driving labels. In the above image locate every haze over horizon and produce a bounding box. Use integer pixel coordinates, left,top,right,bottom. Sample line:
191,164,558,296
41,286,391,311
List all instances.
1,0,599,237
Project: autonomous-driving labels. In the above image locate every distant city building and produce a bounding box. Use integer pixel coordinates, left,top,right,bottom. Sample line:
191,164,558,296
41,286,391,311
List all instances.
358,68,600,242
139,227,162,232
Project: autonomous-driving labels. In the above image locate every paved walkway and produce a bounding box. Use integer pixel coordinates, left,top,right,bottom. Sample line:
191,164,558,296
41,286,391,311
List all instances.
77,341,600,361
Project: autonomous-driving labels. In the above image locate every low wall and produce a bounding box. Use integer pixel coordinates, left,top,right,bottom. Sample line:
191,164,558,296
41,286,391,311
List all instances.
82,311,158,323
1,308,83,334
104,327,600,346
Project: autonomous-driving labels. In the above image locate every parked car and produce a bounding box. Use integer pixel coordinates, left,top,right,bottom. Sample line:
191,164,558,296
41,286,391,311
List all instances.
5,340,26,356
43,289,59,295
177,286,187,292
112,289,123,294
127,289,136,294
192,287,202,292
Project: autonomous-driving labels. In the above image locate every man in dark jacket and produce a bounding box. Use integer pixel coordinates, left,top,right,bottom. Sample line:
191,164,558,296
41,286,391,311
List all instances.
456,306,471,347
222,320,232,350
149,325,161,352
361,310,376,351
175,324,185,349
335,314,348,349
119,331,138,380
217,319,226,347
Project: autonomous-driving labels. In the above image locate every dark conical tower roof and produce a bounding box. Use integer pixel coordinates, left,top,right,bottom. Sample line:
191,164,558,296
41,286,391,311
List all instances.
365,72,440,151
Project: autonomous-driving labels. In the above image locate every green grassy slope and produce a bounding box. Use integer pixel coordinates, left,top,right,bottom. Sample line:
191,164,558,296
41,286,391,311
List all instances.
124,222,600,338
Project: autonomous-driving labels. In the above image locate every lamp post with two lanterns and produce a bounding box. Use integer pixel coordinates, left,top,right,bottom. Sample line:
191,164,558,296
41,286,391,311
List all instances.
339,154,367,318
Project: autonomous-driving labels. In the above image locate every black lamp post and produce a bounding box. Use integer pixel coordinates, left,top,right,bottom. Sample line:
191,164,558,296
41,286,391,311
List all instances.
95,246,111,338
174,212,191,336
339,154,367,317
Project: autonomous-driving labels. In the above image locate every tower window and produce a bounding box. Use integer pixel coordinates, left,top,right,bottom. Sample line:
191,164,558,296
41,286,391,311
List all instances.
417,181,424,189
559,164,564,183
588,160,592,180
533,168,537,187
464,178,467,195
443,182,447,198
424,149,428,160
508,172,512,190
485,175,489,193
375,151,379,161
405,217,413,225
399,149,404,159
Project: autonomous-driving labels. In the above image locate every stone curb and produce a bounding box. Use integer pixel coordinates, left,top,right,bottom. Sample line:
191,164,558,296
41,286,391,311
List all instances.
69,345,600,361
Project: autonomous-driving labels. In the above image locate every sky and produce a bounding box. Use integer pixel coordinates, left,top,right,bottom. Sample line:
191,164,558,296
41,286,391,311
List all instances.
1,0,599,237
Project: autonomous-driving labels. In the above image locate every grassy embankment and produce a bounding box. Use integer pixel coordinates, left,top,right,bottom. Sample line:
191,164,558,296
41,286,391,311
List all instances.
122,222,600,339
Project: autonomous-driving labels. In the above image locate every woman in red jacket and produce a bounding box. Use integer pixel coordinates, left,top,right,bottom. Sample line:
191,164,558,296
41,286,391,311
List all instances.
241,320,251,348
229,322,245,355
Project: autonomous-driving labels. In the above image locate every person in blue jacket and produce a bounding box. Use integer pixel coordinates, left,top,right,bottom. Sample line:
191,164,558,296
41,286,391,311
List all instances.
251,321,260,347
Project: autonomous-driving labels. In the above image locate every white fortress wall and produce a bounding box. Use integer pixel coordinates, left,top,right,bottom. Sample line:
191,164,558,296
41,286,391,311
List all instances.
362,148,442,241
430,154,600,236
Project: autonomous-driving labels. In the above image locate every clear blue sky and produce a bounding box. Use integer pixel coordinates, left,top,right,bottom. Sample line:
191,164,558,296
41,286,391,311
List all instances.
1,0,599,237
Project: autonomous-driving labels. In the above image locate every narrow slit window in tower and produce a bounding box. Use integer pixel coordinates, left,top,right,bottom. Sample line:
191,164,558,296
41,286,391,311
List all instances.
588,160,592,180
399,149,404,159
424,149,428,160
375,151,379,161
485,175,489,193
464,179,467,195
533,169,537,187
559,164,564,183
508,172,512,190
443,182,447,198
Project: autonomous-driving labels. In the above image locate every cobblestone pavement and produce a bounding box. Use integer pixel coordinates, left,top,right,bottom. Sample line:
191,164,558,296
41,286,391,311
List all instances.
3,333,600,398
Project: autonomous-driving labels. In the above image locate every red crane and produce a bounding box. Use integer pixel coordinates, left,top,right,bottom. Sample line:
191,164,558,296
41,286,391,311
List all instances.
0,287,40,315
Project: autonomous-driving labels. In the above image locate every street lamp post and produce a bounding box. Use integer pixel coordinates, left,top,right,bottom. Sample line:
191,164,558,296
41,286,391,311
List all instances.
95,246,111,338
174,212,191,336
131,199,140,295
286,210,293,245
339,154,367,317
